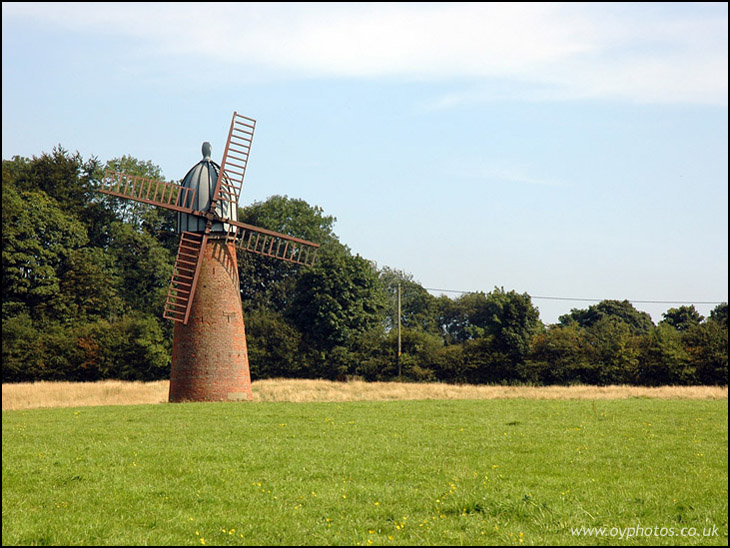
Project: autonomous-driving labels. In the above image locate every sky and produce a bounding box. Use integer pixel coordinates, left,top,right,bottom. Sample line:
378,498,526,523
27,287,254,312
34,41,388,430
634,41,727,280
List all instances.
2,2,728,325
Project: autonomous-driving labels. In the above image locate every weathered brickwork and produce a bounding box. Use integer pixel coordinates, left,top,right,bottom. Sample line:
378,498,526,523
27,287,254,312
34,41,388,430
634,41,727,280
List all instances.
169,238,253,402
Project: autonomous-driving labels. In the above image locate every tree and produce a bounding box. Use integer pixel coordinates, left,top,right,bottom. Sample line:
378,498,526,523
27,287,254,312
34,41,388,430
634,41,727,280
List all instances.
584,317,642,385
102,314,170,380
709,303,728,327
245,308,307,379
379,267,441,335
437,291,490,344
100,155,178,252
107,222,174,317
43,247,124,324
2,182,88,321
2,314,43,382
559,299,654,335
238,195,339,312
660,305,704,331
639,324,693,385
461,337,513,384
288,244,387,353
59,316,171,381
2,149,177,383
4,146,98,212
483,287,542,364
526,324,593,384
390,328,443,381
435,288,541,383
350,327,442,382
682,320,728,385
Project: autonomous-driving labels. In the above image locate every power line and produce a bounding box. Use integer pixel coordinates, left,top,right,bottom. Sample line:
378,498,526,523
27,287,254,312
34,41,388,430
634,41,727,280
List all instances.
423,287,726,306
531,296,724,305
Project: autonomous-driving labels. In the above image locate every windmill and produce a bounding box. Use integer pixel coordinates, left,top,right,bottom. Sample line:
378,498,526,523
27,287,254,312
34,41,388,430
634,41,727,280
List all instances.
98,112,320,402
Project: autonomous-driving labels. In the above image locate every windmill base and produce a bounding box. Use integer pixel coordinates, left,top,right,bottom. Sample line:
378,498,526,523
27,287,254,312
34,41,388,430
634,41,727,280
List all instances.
169,238,252,402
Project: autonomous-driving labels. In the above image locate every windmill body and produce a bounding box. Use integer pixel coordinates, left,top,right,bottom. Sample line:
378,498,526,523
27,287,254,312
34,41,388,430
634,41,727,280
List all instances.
170,234,251,402
169,145,250,401
98,112,319,402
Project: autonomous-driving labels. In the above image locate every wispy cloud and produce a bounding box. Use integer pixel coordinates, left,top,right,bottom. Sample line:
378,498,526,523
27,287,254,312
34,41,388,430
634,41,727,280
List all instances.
4,2,727,105
458,163,571,189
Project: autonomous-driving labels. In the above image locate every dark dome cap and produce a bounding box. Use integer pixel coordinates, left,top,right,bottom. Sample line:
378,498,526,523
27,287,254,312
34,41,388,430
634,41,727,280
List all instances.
202,142,212,160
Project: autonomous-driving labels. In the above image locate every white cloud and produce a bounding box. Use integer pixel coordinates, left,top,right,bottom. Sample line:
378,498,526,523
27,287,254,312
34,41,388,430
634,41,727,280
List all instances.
3,2,727,105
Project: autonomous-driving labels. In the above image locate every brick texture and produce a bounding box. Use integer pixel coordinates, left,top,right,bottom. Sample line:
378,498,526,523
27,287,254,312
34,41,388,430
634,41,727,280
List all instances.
169,238,252,402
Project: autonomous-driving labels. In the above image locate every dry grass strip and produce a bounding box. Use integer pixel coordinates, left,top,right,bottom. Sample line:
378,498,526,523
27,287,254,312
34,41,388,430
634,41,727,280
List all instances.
2,380,170,411
252,379,728,403
2,379,727,410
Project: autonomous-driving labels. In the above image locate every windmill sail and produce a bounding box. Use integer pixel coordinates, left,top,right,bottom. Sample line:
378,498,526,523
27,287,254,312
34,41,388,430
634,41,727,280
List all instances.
211,112,256,212
99,170,196,214
227,220,319,267
163,232,208,324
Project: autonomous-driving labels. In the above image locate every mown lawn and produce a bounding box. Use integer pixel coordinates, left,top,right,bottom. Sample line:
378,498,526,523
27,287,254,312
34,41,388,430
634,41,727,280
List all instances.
2,398,727,545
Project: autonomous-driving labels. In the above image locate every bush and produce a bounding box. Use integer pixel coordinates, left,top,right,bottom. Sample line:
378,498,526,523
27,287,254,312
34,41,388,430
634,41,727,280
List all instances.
2,314,44,382
639,324,694,385
526,325,592,385
246,308,306,380
683,320,728,385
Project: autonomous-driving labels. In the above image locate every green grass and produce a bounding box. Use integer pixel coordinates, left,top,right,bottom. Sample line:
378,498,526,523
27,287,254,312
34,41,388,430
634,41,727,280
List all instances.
2,399,728,546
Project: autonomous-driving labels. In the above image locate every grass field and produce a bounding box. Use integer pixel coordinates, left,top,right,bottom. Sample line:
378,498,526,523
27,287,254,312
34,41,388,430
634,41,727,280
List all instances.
2,394,728,545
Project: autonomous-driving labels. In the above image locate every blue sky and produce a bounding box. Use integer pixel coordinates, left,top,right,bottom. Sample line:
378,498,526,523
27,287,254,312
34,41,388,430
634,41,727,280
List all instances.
2,2,727,324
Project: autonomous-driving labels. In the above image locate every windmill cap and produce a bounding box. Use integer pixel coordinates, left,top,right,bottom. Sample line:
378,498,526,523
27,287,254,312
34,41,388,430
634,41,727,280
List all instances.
202,141,212,160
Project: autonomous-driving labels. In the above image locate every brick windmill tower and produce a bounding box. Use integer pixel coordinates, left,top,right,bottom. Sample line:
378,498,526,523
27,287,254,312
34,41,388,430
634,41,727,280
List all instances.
98,112,319,402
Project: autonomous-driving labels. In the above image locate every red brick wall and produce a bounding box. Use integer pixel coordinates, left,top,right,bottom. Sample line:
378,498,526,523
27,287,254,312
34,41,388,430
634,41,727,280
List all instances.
169,238,252,402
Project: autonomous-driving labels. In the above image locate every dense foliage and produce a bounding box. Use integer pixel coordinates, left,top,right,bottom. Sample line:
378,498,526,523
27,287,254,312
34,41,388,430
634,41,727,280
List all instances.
2,148,727,385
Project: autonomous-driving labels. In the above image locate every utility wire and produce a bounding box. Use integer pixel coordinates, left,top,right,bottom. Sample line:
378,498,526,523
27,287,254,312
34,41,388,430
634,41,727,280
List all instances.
423,287,725,305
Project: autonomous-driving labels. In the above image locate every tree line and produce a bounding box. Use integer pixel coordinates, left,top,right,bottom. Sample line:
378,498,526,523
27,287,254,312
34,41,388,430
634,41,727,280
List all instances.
2,148,727,385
